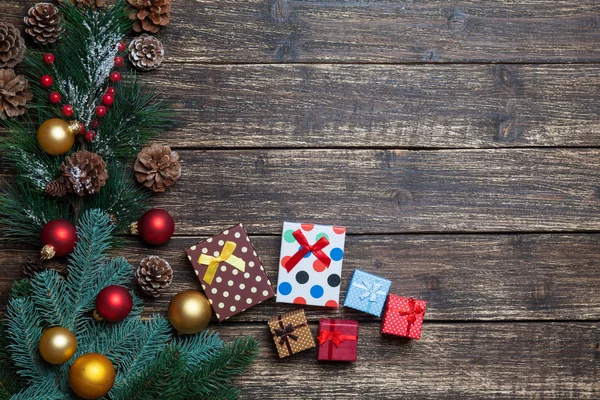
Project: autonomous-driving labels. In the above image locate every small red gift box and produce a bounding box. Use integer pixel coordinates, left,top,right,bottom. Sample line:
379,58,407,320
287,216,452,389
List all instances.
381,294,426,340
317,319,358,361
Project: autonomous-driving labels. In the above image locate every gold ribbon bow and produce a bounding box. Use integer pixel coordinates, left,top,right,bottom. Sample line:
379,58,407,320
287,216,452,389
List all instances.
198,241,245,284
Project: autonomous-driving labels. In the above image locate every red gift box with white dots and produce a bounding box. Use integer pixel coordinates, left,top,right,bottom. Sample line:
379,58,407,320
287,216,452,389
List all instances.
381,294,426,340
186,224,275,322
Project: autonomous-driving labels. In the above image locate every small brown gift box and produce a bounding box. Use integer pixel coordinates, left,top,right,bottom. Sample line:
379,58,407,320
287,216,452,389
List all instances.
268,309,315,358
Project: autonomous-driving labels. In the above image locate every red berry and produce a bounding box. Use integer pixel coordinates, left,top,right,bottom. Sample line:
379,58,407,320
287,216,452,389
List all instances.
95,105,107,118
91,120,100,129
109,71,121,83
114,56,124,68
40,75,53,88
79,123,85,135
62,104,73,117
85,130,96,142
49,92,61,104
117,41,126,52
102,93,114,106
43,53,55,65
106,87,116,95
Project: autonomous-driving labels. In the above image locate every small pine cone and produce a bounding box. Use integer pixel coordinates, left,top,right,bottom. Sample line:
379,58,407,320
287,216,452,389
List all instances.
135,256,173,297
24,258,67,278
127,0,171,34
45,178,68,197
0,23,25,68
24,3,65,45
0,69,33,119
134,144,181,193
63,0,105,10
60,150,109,196
128,34,164,71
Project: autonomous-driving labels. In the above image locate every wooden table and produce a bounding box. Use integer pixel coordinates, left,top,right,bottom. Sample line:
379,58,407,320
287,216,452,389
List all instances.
2,1,600,398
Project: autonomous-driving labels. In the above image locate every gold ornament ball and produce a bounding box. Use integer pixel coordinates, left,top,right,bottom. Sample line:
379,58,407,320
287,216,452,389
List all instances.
168,290,212,334
39,326,77,365
37,118,79,155
69,353,115,399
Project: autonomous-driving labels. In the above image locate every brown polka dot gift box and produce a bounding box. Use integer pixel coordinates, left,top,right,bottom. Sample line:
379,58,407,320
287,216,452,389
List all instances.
381,294,426,340
186,224,275,321
268,309,315,358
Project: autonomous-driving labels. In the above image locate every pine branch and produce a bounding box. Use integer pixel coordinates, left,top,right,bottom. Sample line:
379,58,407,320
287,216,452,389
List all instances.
10,280,32,299
9,377,67,400
175,330,223,371
29,270,71,328
0,323,22,400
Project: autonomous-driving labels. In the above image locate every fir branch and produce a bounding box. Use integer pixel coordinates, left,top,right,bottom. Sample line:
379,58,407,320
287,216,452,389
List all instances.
30,270,71,328
9,280,32,299
175,330,224,371
0,323,22,400
9,377,67,400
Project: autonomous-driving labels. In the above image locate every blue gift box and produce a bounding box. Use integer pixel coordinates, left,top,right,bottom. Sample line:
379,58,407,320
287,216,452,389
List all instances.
343,269,392,317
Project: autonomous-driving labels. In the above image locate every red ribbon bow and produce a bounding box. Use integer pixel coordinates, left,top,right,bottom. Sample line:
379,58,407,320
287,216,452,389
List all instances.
390,298,424,336
283,229,331,272
317,330,355,347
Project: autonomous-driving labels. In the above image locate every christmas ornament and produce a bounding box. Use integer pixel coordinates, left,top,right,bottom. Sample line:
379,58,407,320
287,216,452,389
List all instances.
55,150,108,196
0,22,25,68
40,219,77,260
136,256,173,297
24,3,64,45
43,53,55,65
117,41,126,52
102,93,114,106
0,69,32,119
39,326,77,365
134,144,181,192
95,105,107,117
127,0,171,34
106,86,116,95
109,71,121,82
62,104,73,117
114,55,124,67
49,91,61,104
95,285,133,322
131,208,175,245
23,257,68,278
168,290,211,334
78,122,85,135
84,130,96,142
69,353,115,400
91,120,100,129
128,34,164,71
37,118,79,155
40,74,53,88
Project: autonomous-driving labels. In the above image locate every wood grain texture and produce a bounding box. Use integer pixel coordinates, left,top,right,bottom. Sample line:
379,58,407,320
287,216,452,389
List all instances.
130,148,600,235
217,322,599,399
153,64,600,148
2,234,600,321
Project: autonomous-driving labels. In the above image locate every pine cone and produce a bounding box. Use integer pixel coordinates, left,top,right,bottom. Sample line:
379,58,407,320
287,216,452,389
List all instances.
24,3,65,45
134,144,181,193
135,256,173,297
128,34,164,71
45,178,68,197
127,0,171,34
60,150,109,196
24,258,68,278
0,69,33,119
0,23,25,68
63,0,105,10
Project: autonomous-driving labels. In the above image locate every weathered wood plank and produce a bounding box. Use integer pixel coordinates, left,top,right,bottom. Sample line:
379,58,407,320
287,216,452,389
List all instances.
2,234,600,320
3,1,600,63
152,64,600,148
217,322,599,399
137,148,600,234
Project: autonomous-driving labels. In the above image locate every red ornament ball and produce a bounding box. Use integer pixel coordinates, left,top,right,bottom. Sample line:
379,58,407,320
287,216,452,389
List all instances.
85,130,96,142
40,75,53,88
117,41,126,52
43,53,55,65
40,219,77,258
78,122,85,135
49,92,61,104
109,71,121,83
96,285,133,322
106,87,116,95
62,104,73,117
114,56,124,68
102,93,114,106
95,105,107,118
91,119,101,129
136,209,175,245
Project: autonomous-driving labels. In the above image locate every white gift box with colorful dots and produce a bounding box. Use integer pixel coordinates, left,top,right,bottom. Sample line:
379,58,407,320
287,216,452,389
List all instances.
275,222,346,307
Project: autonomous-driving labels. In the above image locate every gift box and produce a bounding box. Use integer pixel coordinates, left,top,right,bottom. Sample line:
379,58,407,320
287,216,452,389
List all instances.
268,309,315,358
317,319,358,362
276,222,346,307
343,269,392,317
186,223,275,322
381,294,426,340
